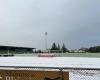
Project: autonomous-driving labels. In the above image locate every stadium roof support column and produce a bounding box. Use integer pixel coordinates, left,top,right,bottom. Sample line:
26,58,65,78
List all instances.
7,47,10,55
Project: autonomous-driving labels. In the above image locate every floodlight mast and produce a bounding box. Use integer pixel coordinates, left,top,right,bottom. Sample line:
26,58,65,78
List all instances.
45,32,48,51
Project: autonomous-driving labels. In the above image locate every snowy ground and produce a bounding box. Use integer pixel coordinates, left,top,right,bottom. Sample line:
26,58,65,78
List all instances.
0,57,100,69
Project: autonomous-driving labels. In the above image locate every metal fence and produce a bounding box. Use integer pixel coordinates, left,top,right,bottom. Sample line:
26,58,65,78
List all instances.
66,68,100,80
0,66,100,80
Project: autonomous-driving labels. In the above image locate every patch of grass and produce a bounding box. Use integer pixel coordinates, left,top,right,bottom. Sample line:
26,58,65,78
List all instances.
56,53,100,57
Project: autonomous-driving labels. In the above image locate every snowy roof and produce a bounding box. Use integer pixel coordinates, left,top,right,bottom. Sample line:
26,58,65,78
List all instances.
0,57,100,69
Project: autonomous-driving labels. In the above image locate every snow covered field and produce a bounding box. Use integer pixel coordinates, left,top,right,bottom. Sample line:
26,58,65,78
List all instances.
0,57,100,68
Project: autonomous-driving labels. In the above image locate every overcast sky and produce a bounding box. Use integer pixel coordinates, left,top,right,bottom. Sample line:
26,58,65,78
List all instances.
0,0,100,49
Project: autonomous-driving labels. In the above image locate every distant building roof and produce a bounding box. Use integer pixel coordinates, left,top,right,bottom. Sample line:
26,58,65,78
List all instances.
0,45,35,49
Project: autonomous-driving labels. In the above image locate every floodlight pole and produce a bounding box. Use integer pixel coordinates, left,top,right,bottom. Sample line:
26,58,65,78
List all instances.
45,32,48,51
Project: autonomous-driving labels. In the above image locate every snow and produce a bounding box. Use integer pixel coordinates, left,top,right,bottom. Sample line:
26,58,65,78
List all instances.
0,57,100,69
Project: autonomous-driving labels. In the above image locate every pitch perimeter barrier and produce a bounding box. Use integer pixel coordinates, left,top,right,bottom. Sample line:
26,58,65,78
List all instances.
0,66,100,80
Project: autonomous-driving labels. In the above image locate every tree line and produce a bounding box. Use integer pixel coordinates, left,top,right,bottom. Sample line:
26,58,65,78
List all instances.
50,44,100,53
50,42,69,53
88,46,100,53
35,43,100,53
79,46,100,53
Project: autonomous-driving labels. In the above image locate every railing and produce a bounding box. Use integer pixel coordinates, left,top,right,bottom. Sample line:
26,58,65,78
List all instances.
0,66,100,80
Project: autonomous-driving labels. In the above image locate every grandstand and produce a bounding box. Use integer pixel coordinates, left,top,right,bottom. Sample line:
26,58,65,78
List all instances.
0,45,35,56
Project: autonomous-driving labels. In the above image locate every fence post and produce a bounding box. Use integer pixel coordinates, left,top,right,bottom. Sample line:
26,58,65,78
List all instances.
59,68,64,80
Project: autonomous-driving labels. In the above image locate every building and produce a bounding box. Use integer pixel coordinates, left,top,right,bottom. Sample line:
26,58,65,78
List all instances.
0,45,35,56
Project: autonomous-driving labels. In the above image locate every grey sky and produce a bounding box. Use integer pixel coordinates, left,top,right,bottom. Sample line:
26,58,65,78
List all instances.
0,0,100,49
